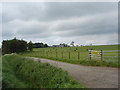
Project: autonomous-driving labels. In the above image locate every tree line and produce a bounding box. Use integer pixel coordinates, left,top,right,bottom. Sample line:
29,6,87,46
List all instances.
33,43,48,48
2,38,33,55
2,38,49,55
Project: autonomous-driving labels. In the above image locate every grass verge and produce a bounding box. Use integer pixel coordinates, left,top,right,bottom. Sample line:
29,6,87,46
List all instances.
22,54,119,68
2,54,84,88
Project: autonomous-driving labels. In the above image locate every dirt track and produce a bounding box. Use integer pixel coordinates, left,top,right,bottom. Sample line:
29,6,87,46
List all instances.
26,57,118,88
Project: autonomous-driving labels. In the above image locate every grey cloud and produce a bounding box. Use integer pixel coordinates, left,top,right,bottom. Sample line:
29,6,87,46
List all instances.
51,12,117,37
44,2,117,20
17,25,47,35
2,2,117,23
17,28,52,39
2,20,52,39
2,31,13,39
2,2,118,45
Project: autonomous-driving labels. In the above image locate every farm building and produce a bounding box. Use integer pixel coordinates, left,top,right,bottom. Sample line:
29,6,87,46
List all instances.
52,45,65,47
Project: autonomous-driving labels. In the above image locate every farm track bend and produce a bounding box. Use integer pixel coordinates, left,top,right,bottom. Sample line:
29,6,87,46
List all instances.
26,57,119,88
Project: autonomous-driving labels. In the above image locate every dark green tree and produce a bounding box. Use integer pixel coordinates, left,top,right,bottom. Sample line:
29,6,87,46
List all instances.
33,42,49,48
28,41,33,51
2,40,10,54
2,38,27,54
44,44,48,47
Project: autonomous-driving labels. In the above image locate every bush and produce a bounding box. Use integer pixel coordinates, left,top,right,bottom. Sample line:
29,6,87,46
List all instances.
2,38,27,54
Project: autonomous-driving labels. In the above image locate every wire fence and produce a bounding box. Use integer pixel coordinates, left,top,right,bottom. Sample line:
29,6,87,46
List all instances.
33,50,81,61
31,48,119,62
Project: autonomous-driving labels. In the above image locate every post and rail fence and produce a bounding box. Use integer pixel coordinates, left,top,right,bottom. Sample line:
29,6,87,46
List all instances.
88,50,120,61
36,48,119,62
88,50,103,61
42,51,81,61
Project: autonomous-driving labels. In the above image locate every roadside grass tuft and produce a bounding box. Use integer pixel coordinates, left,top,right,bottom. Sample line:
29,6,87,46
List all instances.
2,54,84,88
25,56,119,68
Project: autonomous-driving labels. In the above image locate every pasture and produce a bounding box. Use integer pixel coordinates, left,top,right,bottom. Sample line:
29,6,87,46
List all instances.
21,45,120,67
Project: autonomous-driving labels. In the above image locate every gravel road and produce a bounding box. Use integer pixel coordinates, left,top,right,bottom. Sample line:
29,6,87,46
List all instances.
26,57,119,88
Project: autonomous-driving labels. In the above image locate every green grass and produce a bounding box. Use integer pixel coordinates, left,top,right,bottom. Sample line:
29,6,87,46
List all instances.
2,54,84,88
20,45,119,67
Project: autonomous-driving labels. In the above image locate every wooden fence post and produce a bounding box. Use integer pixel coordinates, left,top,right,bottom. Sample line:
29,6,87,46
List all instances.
68,52,70,59
47,51,48,57
56,52,57,58
44,51,45,57
78,52,80,61
51,51,52,58
101,50,103,61
42,51,44,56
89,50,91,60
62,52,63,58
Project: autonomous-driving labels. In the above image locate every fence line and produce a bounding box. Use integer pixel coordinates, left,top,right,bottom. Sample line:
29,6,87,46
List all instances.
61,52,63,58
103,53,118,55
88,50,119,61
56,52,57,58
104,56,119,57
68,52,70,59
37,49,118,62
103,50,120,52
39,51,81,61
103,50,119,57
78,52,80,61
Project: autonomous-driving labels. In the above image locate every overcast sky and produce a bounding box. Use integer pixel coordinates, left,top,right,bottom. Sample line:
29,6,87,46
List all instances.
1,2,118,46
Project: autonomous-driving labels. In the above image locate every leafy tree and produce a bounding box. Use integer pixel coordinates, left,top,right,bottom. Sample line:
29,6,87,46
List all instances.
70,41,74,47
33,42,49,48
59,43,70,47
44,44,48,47
2,40,10,54
2,38,27,54
28,41,33,51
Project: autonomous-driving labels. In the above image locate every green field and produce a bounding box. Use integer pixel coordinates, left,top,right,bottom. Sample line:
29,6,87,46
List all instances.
21,45,120,67
2,54,84,88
